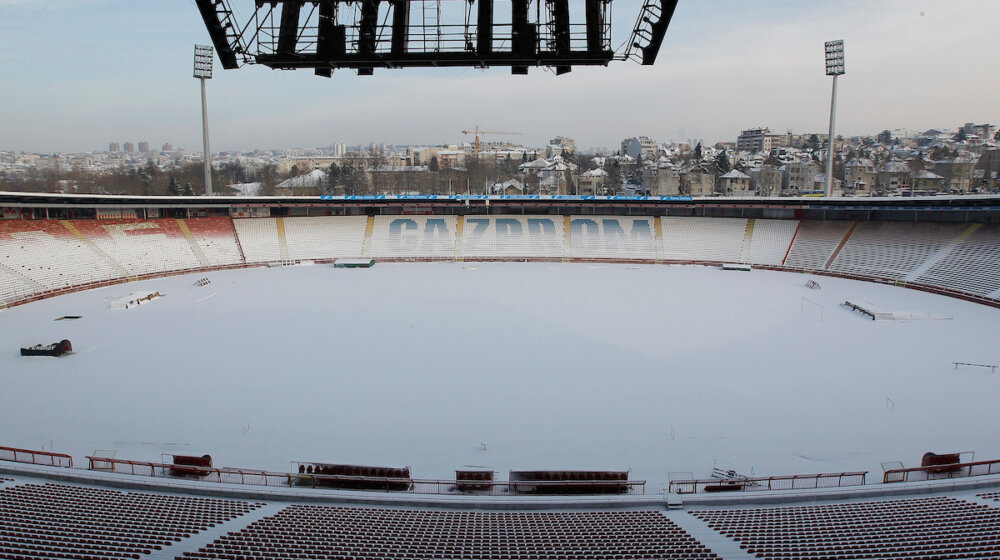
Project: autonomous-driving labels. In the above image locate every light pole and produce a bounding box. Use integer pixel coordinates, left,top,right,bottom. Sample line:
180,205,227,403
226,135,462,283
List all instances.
824,40,845,197
194,45,214,196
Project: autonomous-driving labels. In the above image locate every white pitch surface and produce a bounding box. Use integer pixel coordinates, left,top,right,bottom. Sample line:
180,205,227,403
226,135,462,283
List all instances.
1,263,998,490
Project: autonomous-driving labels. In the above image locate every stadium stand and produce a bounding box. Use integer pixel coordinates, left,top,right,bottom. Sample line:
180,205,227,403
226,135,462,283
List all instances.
917,224,1000,298
72,219,206,276
781,220,854,270
180,218,245,267
368,216,458,259
233,218,284,263
691,496,1000,560
281,216,367,261
661,217,748,263
0,482,262,559
461,215,564,259
179,506,720,560
828,222,966,281
0,264,38,305
570,216,657,260
744,219,799,266
0,219,122,292
3,214,1000,308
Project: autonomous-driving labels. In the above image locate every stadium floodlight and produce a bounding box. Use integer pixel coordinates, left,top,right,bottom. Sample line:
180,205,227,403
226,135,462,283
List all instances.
194,45,214,195
824,40,845,76
823,40,844,197
194,44,214,79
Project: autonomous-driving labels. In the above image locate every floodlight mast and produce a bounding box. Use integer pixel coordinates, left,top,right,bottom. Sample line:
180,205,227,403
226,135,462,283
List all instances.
194,45,215,196
824,40,845,198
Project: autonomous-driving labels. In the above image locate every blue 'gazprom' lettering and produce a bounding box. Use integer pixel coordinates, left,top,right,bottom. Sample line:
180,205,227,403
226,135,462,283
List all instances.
389,218,418,250
527,218,556,238
464,218,489,250
466,218,490,240
495,218,522,243
570,218,600,241
423,218,451,251
602,219,654,250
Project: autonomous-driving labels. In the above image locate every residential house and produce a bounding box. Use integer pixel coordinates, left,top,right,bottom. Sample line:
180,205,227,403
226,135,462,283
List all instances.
577,168,607,195
642,163,680,196
719,169,751,195
877,161,911,191
750,164,783,197
844,158,877,194
783,161,821,193
620,136,659,159
680,164,715,197
911,170,946,193
933,157,976,193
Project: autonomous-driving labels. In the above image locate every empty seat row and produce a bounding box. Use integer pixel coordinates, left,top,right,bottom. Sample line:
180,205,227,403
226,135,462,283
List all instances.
0,483,262,560
691,496,1000,560
179,506,719,560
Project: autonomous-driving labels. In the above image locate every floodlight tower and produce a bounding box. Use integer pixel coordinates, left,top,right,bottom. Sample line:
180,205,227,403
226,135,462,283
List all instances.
824,40,845,197
194,45,214,196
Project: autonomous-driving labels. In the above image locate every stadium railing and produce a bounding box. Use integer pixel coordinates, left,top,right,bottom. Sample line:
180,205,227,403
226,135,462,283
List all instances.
883,458,1000,483
87,456,289,486
666,471,867,494
85,456,645,495
0,445,73,468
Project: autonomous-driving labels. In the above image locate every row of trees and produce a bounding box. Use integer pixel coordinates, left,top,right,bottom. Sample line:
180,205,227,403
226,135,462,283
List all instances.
0,160,286,197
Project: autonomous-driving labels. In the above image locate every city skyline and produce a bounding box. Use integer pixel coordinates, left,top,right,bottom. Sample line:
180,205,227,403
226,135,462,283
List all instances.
1,1,998,153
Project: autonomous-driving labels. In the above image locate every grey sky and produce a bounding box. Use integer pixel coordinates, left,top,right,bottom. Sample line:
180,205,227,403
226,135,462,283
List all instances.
0,1,996,153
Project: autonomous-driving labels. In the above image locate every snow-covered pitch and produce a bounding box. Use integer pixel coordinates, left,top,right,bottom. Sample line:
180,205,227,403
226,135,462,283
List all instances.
1,262,997,490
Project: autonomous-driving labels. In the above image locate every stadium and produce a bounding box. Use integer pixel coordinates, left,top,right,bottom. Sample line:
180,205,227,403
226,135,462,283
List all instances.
2,191,1000,559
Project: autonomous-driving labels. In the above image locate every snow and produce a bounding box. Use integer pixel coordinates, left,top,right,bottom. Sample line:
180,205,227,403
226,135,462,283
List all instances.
276,169,326,190
1,262,998,491
229,182,262,196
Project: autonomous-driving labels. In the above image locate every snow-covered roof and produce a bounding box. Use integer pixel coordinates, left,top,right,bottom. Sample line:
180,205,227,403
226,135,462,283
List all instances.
276,169,326,189
846,158,875,168
519,158,550,169
913,170,944,180
720,169,750,180
879,161,910,173
493,179,525,191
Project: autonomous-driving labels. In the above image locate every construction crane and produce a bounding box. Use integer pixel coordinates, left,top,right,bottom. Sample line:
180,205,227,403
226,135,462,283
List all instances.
461,126,523,157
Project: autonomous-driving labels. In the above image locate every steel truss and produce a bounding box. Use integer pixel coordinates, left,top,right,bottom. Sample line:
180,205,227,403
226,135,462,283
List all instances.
195,0,677,76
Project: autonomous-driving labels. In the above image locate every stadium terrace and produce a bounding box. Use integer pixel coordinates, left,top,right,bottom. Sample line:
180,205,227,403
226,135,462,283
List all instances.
3,192,1000,560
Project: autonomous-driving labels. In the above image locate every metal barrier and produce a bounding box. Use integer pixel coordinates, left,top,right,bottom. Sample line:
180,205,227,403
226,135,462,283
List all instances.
85,457,644,495
0,445,73,468
883,459,1000,483
86,457,290,486
668,471,867,494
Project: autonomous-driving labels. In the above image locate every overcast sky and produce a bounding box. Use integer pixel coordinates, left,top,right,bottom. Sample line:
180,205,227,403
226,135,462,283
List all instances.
0,1,997,153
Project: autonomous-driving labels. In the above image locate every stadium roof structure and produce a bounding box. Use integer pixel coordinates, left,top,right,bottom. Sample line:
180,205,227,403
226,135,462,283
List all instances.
195,0,678,76
3,191,1000,215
